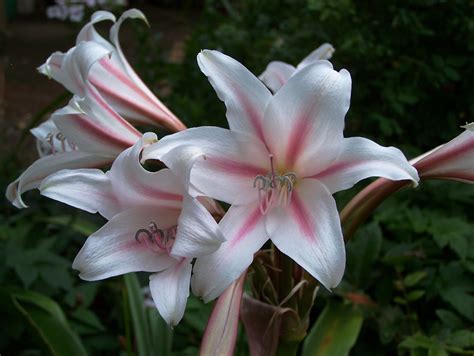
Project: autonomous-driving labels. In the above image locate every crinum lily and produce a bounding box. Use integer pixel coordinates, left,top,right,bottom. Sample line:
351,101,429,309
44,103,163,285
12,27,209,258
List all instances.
39,9,185,132
40,133,225,326
411,123,474,183
143,50,419,302
259,43,335,93
6,79,141,208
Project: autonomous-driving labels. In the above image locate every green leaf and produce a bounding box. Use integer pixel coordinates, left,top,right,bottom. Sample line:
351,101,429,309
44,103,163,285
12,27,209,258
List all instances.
302,301,363,356
435,309,463,329
441,287,474,322
404,271,427,287
448,330,474,348
147,307,173,355
45,215,99,236
124,273,153,356
11,289,87,356
406,290,425,302
346,222,382,288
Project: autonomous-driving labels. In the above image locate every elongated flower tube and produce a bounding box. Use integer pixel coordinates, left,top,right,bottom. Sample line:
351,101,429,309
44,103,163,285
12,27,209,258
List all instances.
40,134,225,326
39,9,185,132
411,123,474,183
6,84,141,208
259,43,335,93
144,50,419,302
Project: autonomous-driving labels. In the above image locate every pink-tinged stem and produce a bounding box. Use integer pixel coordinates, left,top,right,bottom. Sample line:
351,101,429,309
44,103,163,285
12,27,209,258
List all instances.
200,272,246,356
340,178,412,241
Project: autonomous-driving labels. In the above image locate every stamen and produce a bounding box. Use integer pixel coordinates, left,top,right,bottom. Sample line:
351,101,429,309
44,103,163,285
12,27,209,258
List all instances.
252,157,297,215
134,221,177,254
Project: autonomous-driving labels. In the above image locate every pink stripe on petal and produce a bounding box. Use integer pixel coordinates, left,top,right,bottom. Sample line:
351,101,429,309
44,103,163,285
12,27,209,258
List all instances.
285,116,311,166
424,171,474,182
88,84,141,138
235,88,265,142
206,157,266,178
309,161,357,180
91,79,181,128
290,191,315,241
230,206,262,247
75,114,137,149
415,137,474,173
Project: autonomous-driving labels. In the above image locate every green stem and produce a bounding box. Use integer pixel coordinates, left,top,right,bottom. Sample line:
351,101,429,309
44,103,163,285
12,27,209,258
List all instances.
340,178,411,240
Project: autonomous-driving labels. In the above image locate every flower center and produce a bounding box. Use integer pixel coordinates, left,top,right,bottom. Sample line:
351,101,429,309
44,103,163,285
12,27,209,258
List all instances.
253,155,297,215
134,222,177,254
38,131,77,156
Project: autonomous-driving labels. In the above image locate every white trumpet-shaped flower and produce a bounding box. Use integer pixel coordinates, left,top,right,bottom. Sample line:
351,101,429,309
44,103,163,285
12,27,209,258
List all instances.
39,9,185,131
40,134,225,326
144,50,419,302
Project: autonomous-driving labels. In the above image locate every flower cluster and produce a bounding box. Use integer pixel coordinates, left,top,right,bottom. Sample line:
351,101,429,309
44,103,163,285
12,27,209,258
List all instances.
47,0,127,23
20,9,474,328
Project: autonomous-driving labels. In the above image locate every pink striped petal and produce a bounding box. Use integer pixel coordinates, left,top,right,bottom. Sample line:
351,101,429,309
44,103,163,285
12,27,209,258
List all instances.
73,207,179,281
311,137,419,193
52,87,141,156
40,168,119,220
6,151,111,209
197,50,272,141
76,10,116,49
262,60,351,173
192,203,268,302
267,179,345,290
106,133,184,210
149,258,192,326
142,127,269,205
200,272,246,356
413,127,474,183
259,61,295,93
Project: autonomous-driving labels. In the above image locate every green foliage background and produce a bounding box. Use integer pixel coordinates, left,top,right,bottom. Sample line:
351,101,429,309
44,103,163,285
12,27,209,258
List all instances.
2,0,474,355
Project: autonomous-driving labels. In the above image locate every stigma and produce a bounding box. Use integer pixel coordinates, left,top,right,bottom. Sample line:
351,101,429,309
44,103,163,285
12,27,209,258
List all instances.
134,222,177,254
253,154,297,215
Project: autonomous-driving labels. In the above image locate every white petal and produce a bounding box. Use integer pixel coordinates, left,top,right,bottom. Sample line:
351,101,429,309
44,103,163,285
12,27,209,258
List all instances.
149,259,192,326
312,137,419,193
414,129,474,183
38,41,111,96
6,151,111,208
171,194,225,258
296,43,335,70
262,60,351,174
197,50,272,141
258,61,295,93
142,127,269,205
73,208,179,280
192,203,268,302
108,137,184,209
40,168,119,219
268,179,345,290
76,10,116,50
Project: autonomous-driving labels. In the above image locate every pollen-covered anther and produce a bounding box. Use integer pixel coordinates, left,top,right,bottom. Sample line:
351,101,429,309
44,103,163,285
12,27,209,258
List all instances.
134,222,177,254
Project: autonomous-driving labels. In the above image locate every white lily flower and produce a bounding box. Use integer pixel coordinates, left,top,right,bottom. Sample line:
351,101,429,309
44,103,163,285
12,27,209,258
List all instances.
39,9,185,131
6,84,141,208
412,123,474,183
40,133,225,326
259,43,335,93
144,50,419,302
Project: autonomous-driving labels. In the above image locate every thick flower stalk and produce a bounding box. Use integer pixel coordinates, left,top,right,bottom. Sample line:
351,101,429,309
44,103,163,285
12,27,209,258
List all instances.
40,134,225,326
39,9,185,132
144,50,419,302
6,83,141,208
259,43,335,93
